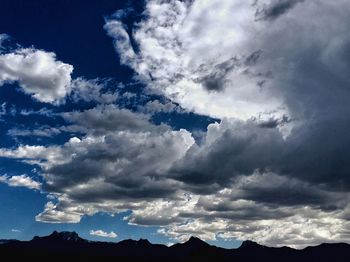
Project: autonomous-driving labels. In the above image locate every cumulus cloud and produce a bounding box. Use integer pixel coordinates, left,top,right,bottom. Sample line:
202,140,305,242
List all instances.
90,230,117,238
0,48,73,103
104,0,287,120
0,174,41,190
0,105,195,224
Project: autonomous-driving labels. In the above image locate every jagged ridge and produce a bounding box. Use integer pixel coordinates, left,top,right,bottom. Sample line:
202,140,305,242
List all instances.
0,231,349,262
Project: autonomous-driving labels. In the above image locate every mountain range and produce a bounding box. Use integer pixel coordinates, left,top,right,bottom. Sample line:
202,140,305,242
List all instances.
0,231,349,261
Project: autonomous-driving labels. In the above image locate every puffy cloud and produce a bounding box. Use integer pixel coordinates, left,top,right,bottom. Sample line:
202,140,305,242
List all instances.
35,201,81,223
0,174,41,190
0,38,121,104
104,0,287,120
0,48,73,103
171,119,285,189
0,105,195,224
89,230,117,238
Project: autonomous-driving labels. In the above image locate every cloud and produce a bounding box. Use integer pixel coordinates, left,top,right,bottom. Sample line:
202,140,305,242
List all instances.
0,34,9,51
142,100,185,114
254,0,305,21
101,0,350,247
35,201,81,223
104,0,287,120
11,229,21,233
70,78,118,104
104,20,138,68
0,38,119,104
0,48,73,103
0,174,41,190
61,104,155,135
89,230,117,238
0,105,194,224
171,119,285,189
0,102,6,121
7,126,61,138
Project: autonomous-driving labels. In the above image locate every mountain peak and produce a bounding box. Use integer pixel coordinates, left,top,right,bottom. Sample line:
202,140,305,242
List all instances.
117,238,152,248
32,231,84,243
138,238,151,245
185,236,210,247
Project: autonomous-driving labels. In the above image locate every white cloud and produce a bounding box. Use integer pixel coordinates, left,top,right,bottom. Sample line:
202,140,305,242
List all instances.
89,230,117,238
35,201,81,223
105,0,287,120
104,20,138,68
0,48,73,103
0,174,41,190
11,229,21,233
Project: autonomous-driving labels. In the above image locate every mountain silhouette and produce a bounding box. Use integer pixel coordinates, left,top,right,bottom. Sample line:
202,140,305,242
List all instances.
32,231,86,243
0,231,349,261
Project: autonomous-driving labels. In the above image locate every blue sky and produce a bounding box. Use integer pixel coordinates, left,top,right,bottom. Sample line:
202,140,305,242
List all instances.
1,0,350,249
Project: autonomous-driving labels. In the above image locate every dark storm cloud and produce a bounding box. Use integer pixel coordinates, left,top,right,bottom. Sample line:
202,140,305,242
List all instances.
234,174,348,211
171,119,285,188
194,57,239,92
257,115,291,128
42,127,191,201
245,50,263,66
255,0,304,21
168,0,350,196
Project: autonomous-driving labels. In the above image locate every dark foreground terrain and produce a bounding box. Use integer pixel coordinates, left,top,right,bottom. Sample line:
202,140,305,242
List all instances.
1,231,349,261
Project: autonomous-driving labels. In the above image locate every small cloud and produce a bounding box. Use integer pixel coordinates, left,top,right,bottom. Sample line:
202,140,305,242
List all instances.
11,229,21,233
0,174,41,190
89,230,117,238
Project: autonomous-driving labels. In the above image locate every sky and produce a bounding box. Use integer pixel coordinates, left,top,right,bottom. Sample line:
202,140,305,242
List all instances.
0,0,350,249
